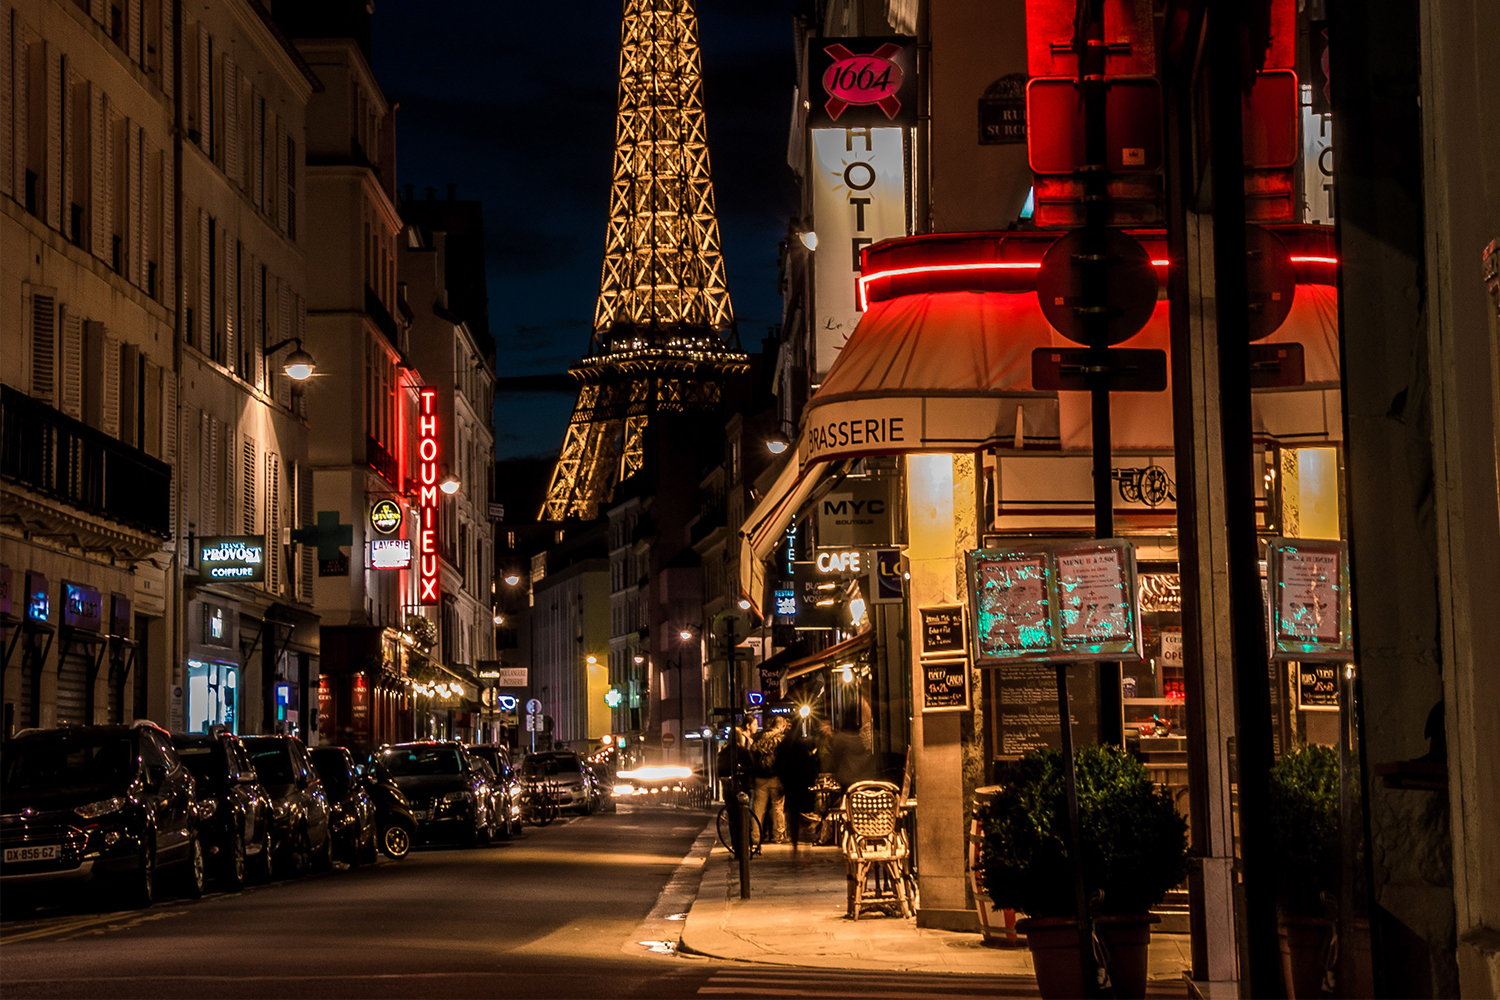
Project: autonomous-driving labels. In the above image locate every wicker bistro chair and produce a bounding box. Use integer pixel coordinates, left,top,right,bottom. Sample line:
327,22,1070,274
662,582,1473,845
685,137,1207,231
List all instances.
841,780,914,920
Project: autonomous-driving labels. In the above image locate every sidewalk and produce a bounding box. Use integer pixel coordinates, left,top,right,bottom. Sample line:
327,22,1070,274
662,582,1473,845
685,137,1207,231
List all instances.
680,839,1193,980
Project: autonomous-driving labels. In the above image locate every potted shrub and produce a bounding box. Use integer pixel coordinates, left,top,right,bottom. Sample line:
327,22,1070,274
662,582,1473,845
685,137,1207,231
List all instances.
977,746,1188,1000
1268,744,1339,999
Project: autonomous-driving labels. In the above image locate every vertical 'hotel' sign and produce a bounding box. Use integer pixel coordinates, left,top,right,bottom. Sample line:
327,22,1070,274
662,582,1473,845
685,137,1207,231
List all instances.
418,387,440,605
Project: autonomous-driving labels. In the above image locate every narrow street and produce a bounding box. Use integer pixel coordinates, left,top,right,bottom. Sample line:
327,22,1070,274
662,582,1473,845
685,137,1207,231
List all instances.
0,808,1032,1000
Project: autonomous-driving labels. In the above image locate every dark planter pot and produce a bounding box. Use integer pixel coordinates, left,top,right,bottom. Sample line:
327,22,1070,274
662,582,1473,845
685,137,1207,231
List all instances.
1278,915,1334,999
1018,914,1159,1000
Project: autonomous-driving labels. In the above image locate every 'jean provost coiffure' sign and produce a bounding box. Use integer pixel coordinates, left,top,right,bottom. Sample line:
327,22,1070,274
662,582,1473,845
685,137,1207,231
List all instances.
198,536,266,583
966,538,1143,665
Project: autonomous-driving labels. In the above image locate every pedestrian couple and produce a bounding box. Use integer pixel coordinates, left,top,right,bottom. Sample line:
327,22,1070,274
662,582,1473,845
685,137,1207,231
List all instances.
749,716,821,849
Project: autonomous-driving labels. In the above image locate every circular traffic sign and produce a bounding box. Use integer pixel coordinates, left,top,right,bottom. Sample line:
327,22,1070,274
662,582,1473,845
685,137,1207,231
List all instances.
1244,225,1296,341
1036,229,1159,346
661,732,676,748
525,698,542,715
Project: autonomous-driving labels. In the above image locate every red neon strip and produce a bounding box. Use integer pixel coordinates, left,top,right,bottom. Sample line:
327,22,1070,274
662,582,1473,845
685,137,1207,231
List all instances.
1290,255,1338,264
857,258,1172,309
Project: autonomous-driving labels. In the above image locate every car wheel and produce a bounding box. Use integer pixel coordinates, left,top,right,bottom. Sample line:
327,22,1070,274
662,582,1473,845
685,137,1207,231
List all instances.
122,836,156,909
358,821,379,865
223,829,247,891
381,822,411,859
250,824,274,883
281,824,310,879
181,834,205,898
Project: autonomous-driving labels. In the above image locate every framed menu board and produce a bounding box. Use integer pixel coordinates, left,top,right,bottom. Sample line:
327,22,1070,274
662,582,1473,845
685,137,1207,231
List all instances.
1297,661,1340,710
919,605,967,656
1267,538,1352,661
921,656,972,713
967,539,1143,665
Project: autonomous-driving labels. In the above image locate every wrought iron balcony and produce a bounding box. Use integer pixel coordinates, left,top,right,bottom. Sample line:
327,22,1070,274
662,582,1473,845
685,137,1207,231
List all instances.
0,385,172,537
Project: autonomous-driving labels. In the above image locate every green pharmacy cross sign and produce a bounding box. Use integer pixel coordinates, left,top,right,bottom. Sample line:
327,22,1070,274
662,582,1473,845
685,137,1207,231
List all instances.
291,511,355,577
965,539,1143,665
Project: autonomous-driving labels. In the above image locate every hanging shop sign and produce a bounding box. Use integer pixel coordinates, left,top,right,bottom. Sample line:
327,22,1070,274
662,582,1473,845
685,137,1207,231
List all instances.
807,37,918,128
0,563,12,617
369,538,412,570
370,499,403,535
1266,537,1352,661
61,582,103,631
816,477,896,547
966,538,1143,665
919,605,966,656
199,536,267,582
810,127,909,377
25,572,50,622
417,387,441,606
870,548,904,604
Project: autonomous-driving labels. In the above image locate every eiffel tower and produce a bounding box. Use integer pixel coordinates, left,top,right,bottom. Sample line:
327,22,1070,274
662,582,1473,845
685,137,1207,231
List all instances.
541,0,748,522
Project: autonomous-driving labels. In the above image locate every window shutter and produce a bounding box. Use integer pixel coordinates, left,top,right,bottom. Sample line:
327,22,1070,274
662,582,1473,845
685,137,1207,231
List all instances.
198,208,209,346
90,0,105,26
161,142,173,304
127,0,142,64
29,290,56,405
224,237,237,377
1,9,13,199
250,90,262,210
159,0,172,100
198,410,211,535
297,463,314,603
60,307,83,418
128,123,142,287
223,55,238,187
60,58,74,234
140,133,155,291
266,452,281,594
276,278,291,408
195,24,209,154
90,86,107,258
242,435,257,534
142,359,161,458
206,414,219,535
275,118,286,233
9,15,26,202
102,96,116,265
100,329,120,437
252,259,264,390
47,43,62,231
222,422,234,535
163,369,178,541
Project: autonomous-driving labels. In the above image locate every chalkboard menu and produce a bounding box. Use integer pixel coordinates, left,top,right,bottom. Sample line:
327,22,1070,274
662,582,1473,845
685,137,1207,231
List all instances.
922,657,971,712
920,605,966,656
1297,662,1340,710
994,663,1099,756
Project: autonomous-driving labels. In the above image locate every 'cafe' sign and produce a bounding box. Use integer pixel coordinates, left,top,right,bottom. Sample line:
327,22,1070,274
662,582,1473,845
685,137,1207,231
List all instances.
198,536,267,582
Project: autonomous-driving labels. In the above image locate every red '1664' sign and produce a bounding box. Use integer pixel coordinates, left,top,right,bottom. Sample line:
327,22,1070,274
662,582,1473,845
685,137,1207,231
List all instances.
808,37,917,129
417,387,440,605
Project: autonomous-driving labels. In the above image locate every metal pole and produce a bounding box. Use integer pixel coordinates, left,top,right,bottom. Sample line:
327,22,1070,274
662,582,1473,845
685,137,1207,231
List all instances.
736,789,752,899
1057,664,1098,995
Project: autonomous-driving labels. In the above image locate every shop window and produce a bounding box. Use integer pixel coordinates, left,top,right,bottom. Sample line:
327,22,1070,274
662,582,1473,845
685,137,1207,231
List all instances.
187,659,239,733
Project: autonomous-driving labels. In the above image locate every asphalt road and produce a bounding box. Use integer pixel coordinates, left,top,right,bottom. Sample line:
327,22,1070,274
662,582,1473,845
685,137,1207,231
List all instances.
0,807,1034,999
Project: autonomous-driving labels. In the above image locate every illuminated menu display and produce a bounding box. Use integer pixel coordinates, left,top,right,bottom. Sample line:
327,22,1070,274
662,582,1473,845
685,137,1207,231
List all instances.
417,387,440,605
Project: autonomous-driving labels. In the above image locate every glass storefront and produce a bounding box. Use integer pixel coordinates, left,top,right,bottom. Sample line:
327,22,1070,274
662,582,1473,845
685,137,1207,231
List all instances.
187,658,240,734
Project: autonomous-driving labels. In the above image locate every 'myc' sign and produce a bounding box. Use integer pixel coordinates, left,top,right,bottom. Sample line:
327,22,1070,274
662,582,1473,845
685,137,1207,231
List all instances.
417,388,441,605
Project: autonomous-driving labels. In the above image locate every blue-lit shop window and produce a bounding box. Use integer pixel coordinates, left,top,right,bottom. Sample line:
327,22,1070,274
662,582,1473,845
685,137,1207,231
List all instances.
188,659,239,734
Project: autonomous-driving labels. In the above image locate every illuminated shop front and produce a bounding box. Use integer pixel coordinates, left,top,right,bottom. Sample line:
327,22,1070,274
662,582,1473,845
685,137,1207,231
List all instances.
185,599,241,734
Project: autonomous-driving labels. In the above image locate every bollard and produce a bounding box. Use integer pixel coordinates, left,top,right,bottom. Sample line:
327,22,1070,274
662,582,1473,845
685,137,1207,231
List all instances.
735,789,752,899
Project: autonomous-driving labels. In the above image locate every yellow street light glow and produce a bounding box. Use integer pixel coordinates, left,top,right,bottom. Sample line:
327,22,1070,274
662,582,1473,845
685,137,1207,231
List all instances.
738,598,751,610
617,766,693,781
439,475,461,495
633,655,645,665
679,629,692,641
841,665,855,684
797,704,811,718
586,654,598,665
504,573,521,586
493,615,504,625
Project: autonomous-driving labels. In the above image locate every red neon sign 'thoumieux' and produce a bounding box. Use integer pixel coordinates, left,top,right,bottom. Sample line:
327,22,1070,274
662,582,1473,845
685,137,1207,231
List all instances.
417,387,440,605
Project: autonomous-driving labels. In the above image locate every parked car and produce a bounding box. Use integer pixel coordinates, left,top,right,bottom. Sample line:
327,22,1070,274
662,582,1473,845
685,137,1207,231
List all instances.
521,750,593,814
170,729,274,889
309,746,377,866
1,722,203,907
378,742,494,847
465,744,522,838
360,758,417,858
241,734,331,877
582,760,615,813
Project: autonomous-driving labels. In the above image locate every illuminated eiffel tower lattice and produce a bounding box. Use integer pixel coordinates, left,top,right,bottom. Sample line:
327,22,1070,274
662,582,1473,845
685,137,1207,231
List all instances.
541,0,748,522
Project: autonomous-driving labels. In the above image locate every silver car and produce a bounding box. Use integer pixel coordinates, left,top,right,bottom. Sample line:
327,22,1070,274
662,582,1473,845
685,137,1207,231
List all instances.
521,752,593,814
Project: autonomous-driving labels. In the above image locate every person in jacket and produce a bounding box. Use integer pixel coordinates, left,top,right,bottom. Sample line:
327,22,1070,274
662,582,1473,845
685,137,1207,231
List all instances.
751,716,790,843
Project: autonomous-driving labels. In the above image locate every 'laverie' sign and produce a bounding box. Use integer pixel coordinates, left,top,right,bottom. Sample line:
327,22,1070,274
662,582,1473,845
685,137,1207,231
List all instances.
199,536,267,582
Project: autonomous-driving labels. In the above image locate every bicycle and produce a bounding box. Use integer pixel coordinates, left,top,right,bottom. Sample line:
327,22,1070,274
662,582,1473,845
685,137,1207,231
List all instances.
715,803,762,857
522,779,560,827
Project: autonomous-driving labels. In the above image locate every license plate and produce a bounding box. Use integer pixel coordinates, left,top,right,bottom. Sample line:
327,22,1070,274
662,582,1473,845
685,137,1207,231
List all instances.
412,810,427,821
4,845,59,863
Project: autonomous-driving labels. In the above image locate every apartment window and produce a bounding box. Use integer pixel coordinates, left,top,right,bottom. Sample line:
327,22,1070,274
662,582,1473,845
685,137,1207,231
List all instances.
286,138,297,240
365,334,397,451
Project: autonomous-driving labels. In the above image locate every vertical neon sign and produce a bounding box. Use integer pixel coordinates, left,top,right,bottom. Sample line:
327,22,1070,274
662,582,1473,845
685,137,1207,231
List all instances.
418,387,440,605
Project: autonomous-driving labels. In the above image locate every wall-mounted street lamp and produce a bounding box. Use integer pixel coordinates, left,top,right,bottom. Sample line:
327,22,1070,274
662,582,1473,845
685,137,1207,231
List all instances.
264,337,317,381
439,467,461,495
765,432,790,455
799,230,818,251
504,572,521,586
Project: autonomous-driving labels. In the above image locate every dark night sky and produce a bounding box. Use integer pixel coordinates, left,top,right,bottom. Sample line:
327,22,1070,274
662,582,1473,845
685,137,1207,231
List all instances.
371,1,802,460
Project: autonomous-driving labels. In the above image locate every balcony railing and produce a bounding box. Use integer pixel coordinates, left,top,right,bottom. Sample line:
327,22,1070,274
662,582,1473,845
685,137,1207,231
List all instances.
365,285,399,345
1,385,172,537
366,434,400,489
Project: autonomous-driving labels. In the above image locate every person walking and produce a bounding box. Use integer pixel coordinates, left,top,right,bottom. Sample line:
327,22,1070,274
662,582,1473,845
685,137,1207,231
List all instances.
775,724,820,851
751,716,790,843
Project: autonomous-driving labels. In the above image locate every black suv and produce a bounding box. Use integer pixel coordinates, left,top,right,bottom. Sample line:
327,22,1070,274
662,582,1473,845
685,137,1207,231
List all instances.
1,722,204,907
170,730,274,889
241,734,332,877
378,741,494,847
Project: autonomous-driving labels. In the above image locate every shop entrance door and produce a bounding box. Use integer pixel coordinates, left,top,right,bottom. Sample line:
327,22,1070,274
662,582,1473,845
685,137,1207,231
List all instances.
187,659,240,733
56,651,89,725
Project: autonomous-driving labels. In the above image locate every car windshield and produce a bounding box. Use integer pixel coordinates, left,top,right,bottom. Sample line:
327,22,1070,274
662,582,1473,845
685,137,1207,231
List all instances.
1,735,135,796
243,742,295,786
523,755,580,777
173,743,226,785
310,752,349,796
382,747,461,776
